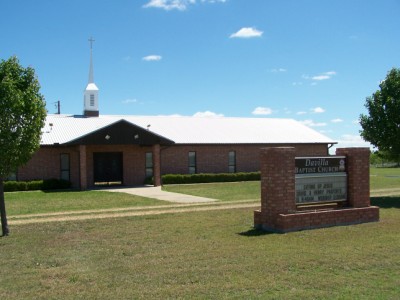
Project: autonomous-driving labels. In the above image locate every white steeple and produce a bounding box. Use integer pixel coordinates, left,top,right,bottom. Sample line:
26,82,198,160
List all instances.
84,37,99,117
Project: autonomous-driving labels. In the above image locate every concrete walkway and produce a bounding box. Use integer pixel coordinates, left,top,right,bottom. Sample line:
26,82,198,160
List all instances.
98,185,217,204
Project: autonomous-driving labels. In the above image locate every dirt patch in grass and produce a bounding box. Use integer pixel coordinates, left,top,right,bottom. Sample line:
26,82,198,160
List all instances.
8,201,260,225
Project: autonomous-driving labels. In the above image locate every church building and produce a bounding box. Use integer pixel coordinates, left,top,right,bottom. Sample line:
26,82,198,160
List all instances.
16,41,336,189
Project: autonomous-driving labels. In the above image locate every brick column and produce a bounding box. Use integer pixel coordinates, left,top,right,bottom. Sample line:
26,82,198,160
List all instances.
336,147,370,208
79,145,87,190
152,144,161,187
255,147,296,230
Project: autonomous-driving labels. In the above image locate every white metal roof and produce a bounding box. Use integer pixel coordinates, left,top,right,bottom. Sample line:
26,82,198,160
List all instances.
41,114,336,145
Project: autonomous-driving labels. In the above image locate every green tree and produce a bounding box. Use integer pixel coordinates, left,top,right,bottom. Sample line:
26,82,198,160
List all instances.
0,56,46,236
360,68,400,164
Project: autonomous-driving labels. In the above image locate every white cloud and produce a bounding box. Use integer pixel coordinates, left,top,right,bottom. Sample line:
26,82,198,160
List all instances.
201,0,227,3
300,119,327,127
296,111,307,115
329,134,372,154
252,107,273,115
311,107,325,113
283,107,291,114
143,0,191,10
312,71,337,81
270,68,287,73
339,135,372,147
302,71,337,85
143,0,226,11
121,99,137,104
230,27,263,38
328,134,373,154
319,129,333,134
142,55,162,61
331,118,344,123
157,113,184,117
312,75,330,81
193,111,224,117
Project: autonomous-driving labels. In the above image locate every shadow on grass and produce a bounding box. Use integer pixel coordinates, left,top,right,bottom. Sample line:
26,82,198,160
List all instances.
42,189,80,194
371,196,400,209
238,228,275,237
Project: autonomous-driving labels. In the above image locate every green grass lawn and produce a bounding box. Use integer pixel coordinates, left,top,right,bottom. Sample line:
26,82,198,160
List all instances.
163,167,400,200
0,199,399,299
370,167,400,190
163,181,260,201
0,168,399,298
4,190,169,216
4,167,400,216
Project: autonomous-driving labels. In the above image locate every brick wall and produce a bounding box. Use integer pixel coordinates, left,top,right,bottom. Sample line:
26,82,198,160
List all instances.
255,147,379,233
274,207,379,232
161,143,328,175
336,147,370,208
18,146,80,187
18,143,329,189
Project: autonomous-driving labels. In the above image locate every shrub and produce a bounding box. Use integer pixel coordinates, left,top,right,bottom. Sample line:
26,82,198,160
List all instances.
26,180,43,191
161,172,260,185
4,181,27,192
3,179,71,192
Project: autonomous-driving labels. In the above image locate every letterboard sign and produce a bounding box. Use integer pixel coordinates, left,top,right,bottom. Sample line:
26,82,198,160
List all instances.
295,157,346,174
295,156,347,205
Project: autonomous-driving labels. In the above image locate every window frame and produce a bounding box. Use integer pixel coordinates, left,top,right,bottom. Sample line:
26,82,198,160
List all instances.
60,153,70,181
145,152,154,178
188,151,197,174
228,151,236,173
6,171,17,181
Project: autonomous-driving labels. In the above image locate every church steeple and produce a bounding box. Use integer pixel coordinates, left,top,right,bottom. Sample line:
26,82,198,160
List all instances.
84,37,99,117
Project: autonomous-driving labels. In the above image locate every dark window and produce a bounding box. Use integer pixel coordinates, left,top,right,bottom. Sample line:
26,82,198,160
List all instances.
6,172,17,181
90,94,95,106
228,151,236,173
145,152,153,178
188,151,196,174
60,153,70,181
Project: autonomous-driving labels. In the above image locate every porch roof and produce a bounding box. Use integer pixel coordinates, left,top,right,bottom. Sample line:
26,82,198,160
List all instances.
41,114,336,146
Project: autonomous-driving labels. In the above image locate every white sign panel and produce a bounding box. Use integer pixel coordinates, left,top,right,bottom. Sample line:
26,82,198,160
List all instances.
295,156,347,205
295,174,347,204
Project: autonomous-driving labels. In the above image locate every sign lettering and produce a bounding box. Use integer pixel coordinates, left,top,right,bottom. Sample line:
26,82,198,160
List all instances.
295,156,347,204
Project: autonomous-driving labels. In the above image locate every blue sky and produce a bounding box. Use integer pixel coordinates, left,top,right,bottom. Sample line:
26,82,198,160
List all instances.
2,0,400,150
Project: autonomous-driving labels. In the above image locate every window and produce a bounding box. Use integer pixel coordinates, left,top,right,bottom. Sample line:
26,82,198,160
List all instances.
228,151,236,173
90,94,95,106
6,172,17,181
188,151,196,174
60,153,70,181
145,152,153,178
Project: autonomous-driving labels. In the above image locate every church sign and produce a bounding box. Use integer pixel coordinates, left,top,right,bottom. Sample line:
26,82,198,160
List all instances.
295,156,347,204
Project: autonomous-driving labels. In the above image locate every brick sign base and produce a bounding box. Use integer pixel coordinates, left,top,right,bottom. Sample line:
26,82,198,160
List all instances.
254,147,379,233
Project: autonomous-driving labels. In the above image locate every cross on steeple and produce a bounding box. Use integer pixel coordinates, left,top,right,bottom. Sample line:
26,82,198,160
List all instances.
88,37,95,50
